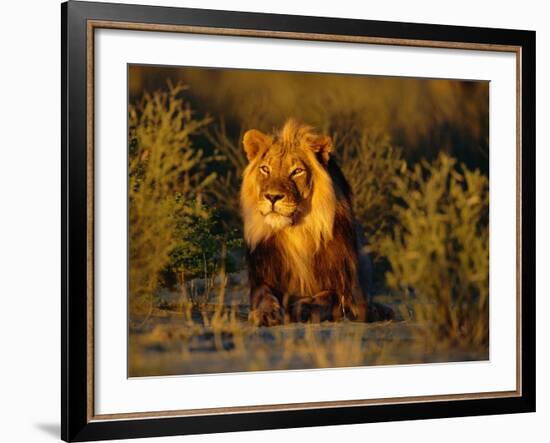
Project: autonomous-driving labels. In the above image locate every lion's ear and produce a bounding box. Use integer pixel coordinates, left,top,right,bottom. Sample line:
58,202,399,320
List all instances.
309,135,333,165
243,129,269,161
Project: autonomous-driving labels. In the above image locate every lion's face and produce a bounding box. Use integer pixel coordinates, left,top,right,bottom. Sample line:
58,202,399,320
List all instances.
241,121,333,231
240,120,337,250
254,147,313,229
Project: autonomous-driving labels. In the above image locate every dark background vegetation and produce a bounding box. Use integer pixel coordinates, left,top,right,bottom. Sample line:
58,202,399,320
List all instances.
129,65,489,172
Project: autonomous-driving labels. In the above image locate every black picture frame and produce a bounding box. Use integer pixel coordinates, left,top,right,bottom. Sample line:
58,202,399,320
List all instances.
62,1,536,441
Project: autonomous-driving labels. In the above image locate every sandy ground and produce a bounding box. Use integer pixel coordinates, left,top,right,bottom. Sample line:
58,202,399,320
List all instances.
128,277,488,377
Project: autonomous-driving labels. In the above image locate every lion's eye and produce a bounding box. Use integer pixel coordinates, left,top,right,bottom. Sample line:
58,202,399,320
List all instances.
259,165,270,175
291,168,305,177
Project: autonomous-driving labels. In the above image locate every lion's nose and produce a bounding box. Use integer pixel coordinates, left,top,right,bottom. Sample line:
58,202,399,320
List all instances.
264,193,285,204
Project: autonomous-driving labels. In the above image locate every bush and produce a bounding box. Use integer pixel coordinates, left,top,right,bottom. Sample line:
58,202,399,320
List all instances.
336,131,403,245
128,83,214,320
202,120,248,231
164,199,244,284
380,153,489,350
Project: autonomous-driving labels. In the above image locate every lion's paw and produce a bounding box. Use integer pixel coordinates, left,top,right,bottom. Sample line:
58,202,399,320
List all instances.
249,287,284,327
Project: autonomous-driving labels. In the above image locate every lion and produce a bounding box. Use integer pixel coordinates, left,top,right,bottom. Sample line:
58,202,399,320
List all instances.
241,119,372,327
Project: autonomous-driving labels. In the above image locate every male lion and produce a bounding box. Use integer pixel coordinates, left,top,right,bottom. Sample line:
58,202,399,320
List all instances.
241,119,371,326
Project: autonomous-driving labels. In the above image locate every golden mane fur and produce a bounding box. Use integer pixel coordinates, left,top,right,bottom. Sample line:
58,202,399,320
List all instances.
240,120,338,296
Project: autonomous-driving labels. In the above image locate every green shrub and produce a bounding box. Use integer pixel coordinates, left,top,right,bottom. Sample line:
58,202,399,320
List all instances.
380,153,489,350
165,199,244,283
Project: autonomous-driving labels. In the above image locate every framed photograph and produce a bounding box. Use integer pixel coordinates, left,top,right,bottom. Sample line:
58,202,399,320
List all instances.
61,1,535,441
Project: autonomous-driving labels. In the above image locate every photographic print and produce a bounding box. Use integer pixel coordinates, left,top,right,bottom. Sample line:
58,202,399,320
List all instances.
63,3,535,440
127,65,490,377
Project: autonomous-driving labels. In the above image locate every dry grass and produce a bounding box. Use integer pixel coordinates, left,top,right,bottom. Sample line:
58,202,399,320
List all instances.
128,278,483,377
129,253,486,377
